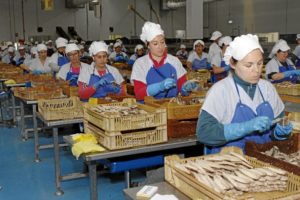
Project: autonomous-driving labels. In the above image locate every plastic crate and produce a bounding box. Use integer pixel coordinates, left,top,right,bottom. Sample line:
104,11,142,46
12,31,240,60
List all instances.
84,121,167,150
165,147,300,200
167,119,197,138
38,97,83,120
15,86,63,100
245,133,300,176
144,96,203,120
84,98,167,132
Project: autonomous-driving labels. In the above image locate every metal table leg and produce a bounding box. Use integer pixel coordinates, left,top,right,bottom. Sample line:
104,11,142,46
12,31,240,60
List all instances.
89,161,98,200
33,104,40,163
20,101,26,141
53,127,64,196
11,93,16,125
125,171,131,188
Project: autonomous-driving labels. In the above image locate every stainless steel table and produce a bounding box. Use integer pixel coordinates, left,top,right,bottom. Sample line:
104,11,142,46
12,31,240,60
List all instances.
64,135,199,200
123,182,190,200
35,113,85,196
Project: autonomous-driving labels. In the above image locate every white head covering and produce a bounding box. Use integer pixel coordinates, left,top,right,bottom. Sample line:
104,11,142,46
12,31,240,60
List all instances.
140,21,164,43
37,44,47,52
6,41,13,46
65,43,79,54
30,46,38,55
134,44,143,52
18,46,25,50
89,41,108,56
55,37,68,48
80,41,86,45
210,31,222,41
180,44,186,49
113,42,122,48
34,41,39,45
116,39,123,44
296,34,300,40
1,45,8,51
8,46,15,53
224,34,263,65
77,44,84,50
218,36,232,47
269,39,290,58
193,40,205,50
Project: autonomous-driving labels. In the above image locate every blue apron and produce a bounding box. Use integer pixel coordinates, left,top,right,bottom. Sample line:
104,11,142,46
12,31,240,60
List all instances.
66,65,81,86
115,53,127,63
87,67,118,98
57,54,69,67
192,57,208,70
272,61,297,83
206,80,274,154
211,60,228,83
146,63,178,99
16,57,25,66
295,59,300,69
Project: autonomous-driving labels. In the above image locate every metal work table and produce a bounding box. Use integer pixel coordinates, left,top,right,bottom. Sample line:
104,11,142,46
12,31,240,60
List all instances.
64,135,199,200
35,113,85,196
123,182,190,200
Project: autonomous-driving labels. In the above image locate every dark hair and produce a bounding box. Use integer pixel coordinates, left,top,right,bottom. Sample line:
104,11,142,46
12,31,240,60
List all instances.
231,57,238,64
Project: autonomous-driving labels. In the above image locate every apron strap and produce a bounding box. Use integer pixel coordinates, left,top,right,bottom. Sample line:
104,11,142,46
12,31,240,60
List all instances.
233,79,242,104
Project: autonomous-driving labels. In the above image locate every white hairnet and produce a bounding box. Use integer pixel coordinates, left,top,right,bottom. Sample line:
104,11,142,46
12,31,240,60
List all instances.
224,34,263,65
77,44,84,50
218,36,232,47
116,39,123,44
6,41,13,46
65,43,79,54
55,37,68,48
18,46,25,50
89,41,108,56
134,44,143,52
1,45,8,51
37,44,47,52
296,34,300,40
140,21,164,43
210,31,222,41
113,42,122,48
30,46,38,55
193,40,205,50
180,44,186,49
8,47,15,52
269,39,290,58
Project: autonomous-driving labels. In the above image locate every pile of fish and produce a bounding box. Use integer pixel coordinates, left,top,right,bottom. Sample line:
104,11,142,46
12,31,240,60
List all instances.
169,96,204,105
263,146,300,166
91,105,147,116
174,152,288,199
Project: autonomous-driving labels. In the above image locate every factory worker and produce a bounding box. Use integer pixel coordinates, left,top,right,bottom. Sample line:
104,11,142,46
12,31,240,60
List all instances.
176,44,188,60
116,38,127,53
78,41,125,101
131,21,197,102
208,31,222,63
293,34,300,68
57,44,90,86
128,44,144,66
211,36,232,83
197,34,292,154
0,45,8,61
49,37,69,69
265,39,299,83
186,40,209,71
46,40,55,57
109,42,129,64
78,44,89,58
2,47,16,65
13,46,31,66
23,46,38,66
26,44,52,74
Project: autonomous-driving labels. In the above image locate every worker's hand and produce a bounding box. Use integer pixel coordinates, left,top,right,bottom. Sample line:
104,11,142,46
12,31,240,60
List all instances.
107,84,121,94
224,116,271,142
147,78,176,96
32,70,42,75
93,76,110,89
69,75,79,86
273,122,293,140
181,81,198,96
283,70,300,78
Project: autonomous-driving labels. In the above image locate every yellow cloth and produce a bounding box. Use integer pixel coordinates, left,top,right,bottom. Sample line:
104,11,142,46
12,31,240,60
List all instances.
4,79,16,84
71,133,105,159
88,98,98,105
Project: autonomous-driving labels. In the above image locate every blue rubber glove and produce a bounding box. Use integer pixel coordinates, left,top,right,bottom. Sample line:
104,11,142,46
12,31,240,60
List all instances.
32,70,42,75
207,62,212,70
224,65,231,72
93,77,110,89
224,116,272,142
107,84,121,94
283,70,300,78
181,81,198,96
273,122,293,140
147,78,176,96
69,75,79,86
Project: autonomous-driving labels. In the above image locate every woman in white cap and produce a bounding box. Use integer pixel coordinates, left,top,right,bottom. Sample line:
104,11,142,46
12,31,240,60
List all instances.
266,39,299,83
208,31,222,63
2,47,15,65
186,40,209,71
49,37,69,69
13,46,31,66
197,34,292,154
211,36,232,82
57,44,90,86
293,34,300,68
131,21,197,102
26,44,52,74
78,41,125,101
128,44,144,66
175,44,188,61
109,42,129,65
46,40,55,57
